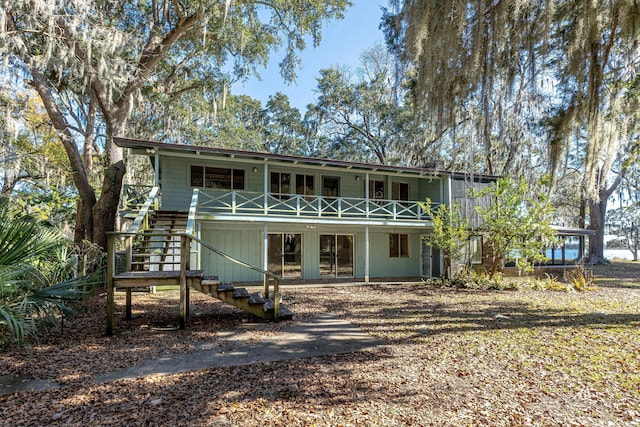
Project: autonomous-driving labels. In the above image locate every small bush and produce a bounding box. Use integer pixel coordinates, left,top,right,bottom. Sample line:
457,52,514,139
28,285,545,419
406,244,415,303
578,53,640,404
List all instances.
564,265,596,291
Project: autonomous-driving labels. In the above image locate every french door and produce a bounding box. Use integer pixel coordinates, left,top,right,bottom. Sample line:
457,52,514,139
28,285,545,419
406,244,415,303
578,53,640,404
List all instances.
319,234,354,277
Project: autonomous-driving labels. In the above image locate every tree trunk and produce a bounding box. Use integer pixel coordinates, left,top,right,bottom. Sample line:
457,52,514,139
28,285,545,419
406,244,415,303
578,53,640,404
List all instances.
587,188,608,264
92,161,126,249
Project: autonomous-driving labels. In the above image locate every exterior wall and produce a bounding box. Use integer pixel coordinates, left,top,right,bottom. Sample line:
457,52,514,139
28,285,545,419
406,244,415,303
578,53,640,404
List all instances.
198,221,425,282
451,177,494,227
199,222,265,282
159,154,447,207
155,152,445,282
418,177,443,204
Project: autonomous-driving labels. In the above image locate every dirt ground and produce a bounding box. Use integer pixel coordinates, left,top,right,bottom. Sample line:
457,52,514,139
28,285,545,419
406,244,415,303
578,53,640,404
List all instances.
1,261,639,426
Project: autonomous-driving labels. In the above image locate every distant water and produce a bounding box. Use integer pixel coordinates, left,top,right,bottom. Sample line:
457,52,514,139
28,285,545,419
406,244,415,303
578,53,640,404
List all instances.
604,248,637,260
545,248,637,261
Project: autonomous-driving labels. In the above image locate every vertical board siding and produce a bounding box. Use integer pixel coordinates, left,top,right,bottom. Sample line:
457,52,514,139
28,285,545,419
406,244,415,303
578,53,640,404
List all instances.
200,223,264,282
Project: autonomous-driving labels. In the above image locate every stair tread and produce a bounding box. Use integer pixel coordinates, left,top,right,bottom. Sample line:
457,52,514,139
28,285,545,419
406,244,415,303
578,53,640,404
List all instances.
248,292,266,305
233,288,250,298
217,282,234,292
115,270,203,279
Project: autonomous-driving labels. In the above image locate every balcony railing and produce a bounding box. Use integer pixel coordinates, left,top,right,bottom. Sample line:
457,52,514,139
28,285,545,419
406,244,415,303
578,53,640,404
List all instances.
197,189,433,221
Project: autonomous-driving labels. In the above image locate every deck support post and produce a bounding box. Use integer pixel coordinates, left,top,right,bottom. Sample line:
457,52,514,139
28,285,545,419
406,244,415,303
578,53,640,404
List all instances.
179,235,190,329
124,235,133,320
365,226,370,284
125,290,132,320
263,224,269,293
106,234,115,335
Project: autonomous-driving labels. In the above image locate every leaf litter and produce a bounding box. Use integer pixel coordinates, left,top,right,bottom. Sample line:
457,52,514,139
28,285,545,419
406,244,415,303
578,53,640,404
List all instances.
0,262,639,426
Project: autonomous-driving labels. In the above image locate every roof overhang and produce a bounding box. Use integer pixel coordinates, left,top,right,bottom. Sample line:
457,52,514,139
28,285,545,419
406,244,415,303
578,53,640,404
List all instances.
114,136,499,180
552,226,597,236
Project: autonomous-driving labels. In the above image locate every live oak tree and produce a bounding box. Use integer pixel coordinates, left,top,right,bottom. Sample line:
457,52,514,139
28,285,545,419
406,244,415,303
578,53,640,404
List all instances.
387,0,640,263
311,43,414,164
1,0,349,249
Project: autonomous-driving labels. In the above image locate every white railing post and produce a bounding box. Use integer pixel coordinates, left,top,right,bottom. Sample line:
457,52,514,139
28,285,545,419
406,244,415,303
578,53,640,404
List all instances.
232,190,237,214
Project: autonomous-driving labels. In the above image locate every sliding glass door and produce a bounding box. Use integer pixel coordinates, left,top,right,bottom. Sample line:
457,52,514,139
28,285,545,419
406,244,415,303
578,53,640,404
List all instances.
319,234,354,277
268,233,302,278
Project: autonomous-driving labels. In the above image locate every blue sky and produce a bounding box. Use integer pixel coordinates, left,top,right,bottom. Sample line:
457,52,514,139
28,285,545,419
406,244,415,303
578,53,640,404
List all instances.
233,1,387,111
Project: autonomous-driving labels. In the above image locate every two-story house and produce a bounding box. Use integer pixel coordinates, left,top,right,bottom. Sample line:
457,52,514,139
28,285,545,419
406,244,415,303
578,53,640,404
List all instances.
114,137,497,283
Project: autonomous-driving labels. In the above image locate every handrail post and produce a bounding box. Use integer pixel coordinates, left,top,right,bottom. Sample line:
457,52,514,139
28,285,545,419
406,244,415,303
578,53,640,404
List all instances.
179,235,189,329
273,277,280,321
106,234,115,336
264,274,270,299
125,235,133,319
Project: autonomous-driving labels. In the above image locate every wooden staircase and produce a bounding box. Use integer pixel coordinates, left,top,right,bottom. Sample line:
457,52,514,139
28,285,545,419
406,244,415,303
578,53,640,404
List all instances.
131,210,188,272
192,277,292,321
110,210,292,327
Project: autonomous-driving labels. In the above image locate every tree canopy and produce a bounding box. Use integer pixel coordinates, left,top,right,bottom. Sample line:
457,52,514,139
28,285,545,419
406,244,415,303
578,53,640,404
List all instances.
1,0,350,248
385,0,640,262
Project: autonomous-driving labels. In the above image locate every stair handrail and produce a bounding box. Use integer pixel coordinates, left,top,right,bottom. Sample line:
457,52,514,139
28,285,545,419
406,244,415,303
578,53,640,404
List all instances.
126,186,160,233
180,232,283,320
185,188,199,236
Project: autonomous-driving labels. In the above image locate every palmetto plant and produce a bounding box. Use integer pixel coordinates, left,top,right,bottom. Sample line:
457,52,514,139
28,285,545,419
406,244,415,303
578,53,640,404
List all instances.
0,202,101,345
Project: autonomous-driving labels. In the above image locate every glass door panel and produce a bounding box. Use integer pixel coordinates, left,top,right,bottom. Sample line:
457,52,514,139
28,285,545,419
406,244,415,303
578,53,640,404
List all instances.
319,234,335,277
336,235,354,277
421,238,432,277
268,234,283,276
283,234,302,278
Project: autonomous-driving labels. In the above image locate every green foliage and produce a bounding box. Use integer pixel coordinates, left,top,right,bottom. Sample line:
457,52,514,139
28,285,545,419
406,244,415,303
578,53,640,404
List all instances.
420,199,469,279
472,177,557,278
0,205,100,346
310,44,415,164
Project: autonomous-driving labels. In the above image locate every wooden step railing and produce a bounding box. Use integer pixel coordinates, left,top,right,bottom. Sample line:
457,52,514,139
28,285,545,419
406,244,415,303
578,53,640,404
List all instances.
107,187,286,335
181,188,285,323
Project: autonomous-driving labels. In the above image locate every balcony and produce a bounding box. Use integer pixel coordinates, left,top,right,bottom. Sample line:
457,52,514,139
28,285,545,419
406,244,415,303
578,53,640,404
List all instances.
196,189,433,223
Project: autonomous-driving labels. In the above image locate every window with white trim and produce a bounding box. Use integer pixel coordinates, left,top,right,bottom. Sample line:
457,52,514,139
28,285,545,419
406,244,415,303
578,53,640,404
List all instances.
190,166,245,190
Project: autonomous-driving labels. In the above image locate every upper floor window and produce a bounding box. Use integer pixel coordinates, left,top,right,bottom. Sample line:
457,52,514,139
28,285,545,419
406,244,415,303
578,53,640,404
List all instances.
296,174,315,197
369,179,385,201
392,182,409,201
322,176,340,198
271,172,291,198
191,166,245,190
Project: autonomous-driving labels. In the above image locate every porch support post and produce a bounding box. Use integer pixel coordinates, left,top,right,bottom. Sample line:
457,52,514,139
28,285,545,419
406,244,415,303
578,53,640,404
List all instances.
154,151,160,186
125,235,132,320
365,173,370,218
263,163,269,214
263,223,269,291
365,226,370,284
